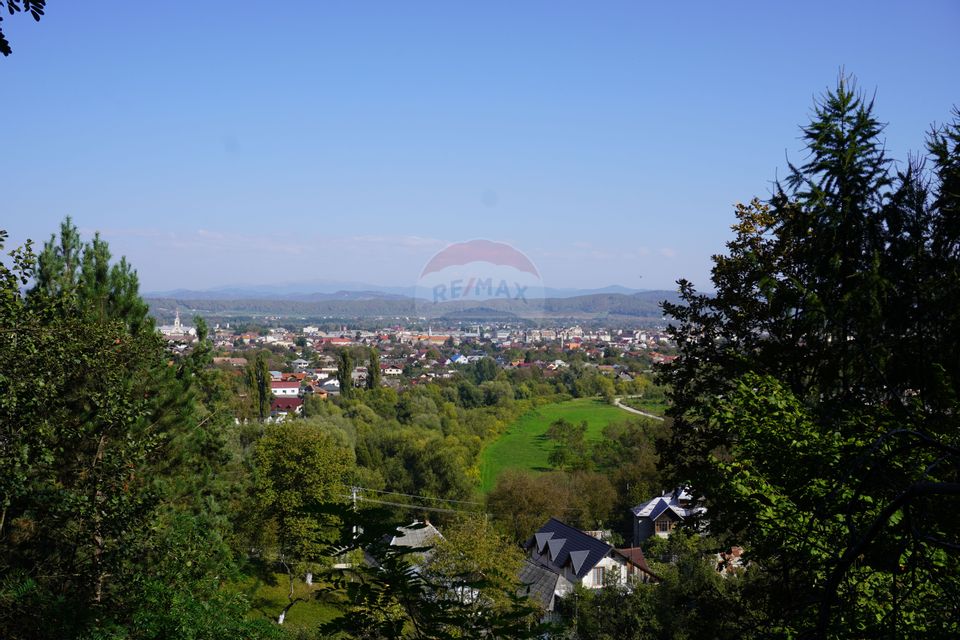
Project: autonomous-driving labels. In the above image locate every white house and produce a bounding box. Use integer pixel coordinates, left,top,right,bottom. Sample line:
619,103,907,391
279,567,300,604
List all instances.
271,381,300,397
521,518,657,615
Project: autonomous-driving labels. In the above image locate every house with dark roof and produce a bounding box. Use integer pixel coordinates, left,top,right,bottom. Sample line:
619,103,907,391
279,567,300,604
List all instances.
270,397,303,418
631,488,706,545
520,518,657,614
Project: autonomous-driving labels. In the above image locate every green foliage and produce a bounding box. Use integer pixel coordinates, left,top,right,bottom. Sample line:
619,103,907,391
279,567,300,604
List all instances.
245,351,271,422
0,222,273,638
568,531,752,640
592,418,669,534
597,375,616,404
0,1,45,56
337,349,354,400
367,346,381,390
473,356,499,384
254,422,354,563
478,398,638,492
704,374,960,637
30,217,151,335
486,470,616,542
1,280,169,634
545,418,589,471
660,77,960,636
127,514,283,640
319,506,543,639
249,421,356,625
423,516,530,616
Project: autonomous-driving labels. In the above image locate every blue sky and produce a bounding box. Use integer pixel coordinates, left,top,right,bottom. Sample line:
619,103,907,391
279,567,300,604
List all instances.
2,1,957,293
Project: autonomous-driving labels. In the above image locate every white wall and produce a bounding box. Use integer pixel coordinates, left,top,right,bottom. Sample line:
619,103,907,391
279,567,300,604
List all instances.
579,555,626,589
272,386,299,397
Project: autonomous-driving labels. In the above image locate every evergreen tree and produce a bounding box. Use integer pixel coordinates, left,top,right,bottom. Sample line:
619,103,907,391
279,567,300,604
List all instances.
0,225,275,638
30,217,150,334
319,506,544,639
659,77,960,637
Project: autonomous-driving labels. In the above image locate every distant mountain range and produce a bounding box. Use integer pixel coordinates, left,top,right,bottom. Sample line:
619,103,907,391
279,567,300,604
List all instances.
144,282,653,301
145,290,683,322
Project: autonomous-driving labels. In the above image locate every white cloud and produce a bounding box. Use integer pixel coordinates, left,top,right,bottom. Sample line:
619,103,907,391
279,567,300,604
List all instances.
343,235,447,251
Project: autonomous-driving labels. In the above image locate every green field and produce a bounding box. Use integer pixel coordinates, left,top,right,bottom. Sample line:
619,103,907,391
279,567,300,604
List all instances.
478,398,632,492
232,571,342,632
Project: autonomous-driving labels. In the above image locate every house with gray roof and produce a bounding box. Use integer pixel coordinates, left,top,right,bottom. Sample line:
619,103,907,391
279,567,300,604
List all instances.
364,520,443,570
387,520,442,552
520,518,657,615
631,488,707,545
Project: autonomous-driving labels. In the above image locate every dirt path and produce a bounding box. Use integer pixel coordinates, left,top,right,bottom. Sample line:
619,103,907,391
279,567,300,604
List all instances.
613,397,665,421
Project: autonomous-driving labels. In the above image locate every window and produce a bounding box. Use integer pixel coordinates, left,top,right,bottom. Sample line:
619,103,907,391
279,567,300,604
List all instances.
592,567,605,584
656,518,672,533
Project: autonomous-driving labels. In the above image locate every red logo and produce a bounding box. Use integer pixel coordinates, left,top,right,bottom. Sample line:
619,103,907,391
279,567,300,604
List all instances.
415,239,544,320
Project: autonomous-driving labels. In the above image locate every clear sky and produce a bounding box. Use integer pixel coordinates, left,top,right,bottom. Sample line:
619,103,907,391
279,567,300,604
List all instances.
2,1,958,293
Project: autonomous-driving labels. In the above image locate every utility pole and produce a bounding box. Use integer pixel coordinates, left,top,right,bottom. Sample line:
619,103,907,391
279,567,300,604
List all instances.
350,486,360,542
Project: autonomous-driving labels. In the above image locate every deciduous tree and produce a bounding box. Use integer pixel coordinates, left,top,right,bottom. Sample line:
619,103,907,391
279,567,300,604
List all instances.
367,346,381,390
254,421,354,622
245,351,271,422
337,349,354,399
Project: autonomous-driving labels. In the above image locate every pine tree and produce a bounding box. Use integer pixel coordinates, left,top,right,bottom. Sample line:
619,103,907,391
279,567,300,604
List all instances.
1,226,276,639
659,77,960,637
30,217,150,334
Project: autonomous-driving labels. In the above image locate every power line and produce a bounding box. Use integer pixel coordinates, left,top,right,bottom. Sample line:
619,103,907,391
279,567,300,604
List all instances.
348,486,590,519
357,486,483,506
354,496,466,515
341,488,485,516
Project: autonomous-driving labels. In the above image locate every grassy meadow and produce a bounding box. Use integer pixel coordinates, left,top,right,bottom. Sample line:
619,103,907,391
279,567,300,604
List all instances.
478,398,632,492
232,571,342,632
619,395,669,416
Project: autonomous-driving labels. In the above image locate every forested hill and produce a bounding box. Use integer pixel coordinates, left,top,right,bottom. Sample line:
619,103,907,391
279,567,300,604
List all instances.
144,290,683,320
541,291,681,316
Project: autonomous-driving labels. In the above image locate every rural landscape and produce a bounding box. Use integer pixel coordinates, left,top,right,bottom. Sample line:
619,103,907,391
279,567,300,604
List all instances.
2,2,958,639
